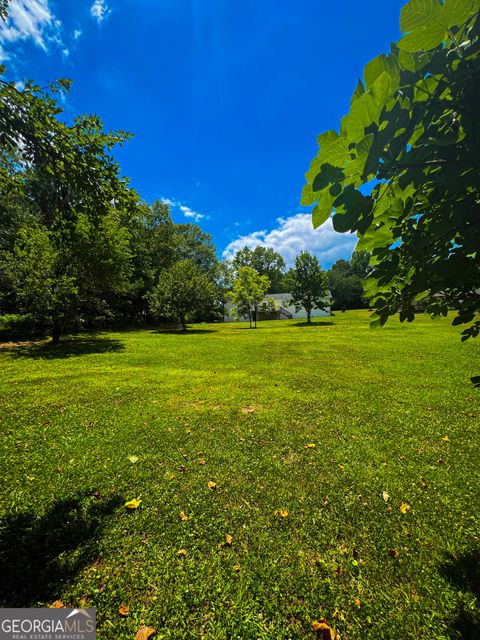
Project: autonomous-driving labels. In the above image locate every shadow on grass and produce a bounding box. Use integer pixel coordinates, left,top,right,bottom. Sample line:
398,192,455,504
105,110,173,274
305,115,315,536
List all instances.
291,321,335,327
3,336,124,360
152,328,217,335
0,493,122,607
440,550,480,639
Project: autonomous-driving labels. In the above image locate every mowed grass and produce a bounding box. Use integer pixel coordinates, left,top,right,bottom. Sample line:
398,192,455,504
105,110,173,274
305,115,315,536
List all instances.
0,311,479,639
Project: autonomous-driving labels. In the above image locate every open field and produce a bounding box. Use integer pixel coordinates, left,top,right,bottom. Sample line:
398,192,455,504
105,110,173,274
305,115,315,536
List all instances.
0,311,479,639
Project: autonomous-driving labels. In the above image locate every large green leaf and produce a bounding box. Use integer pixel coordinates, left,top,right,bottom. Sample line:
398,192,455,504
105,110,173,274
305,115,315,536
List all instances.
347,72,392,141
398,23,447,52
443,0,476,28
400,0,442,32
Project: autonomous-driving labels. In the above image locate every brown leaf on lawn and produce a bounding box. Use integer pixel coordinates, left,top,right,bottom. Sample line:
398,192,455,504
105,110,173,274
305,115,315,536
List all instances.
118,603,129,617
388,548,399,558
198,458,206,465
225,533,233,546
50,600,64,608
354,598,361,607
311,618,340,638
135,626,155,640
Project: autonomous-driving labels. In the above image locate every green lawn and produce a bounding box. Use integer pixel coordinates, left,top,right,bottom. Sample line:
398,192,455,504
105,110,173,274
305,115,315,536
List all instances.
0,311,479,639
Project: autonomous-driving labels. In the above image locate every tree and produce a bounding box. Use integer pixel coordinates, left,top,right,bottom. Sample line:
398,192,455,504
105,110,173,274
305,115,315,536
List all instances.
230,266,270,328
149,260,217,330
302,0,480,340
125,200,177,320
328,251,371,311
174,223,218,277
0,78,137,342
285,251,328,323
232,246,285,293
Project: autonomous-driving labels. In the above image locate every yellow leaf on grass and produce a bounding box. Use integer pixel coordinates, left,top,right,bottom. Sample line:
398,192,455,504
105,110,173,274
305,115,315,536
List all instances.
50,600,64,608
442,435,450,442
207,481,217,490
354,598,361,607
118,603,129,617
400,502,411,514
135,626,155,640
232,565,241,571
382,491,390,502
124,498,142,510
225,533,233,546
306,443,316,449
274,509,288,518
198,458,206,465
177,548,187,557
179,511,189,522
127,455,139,464
311,618,340,638
338,464,345,470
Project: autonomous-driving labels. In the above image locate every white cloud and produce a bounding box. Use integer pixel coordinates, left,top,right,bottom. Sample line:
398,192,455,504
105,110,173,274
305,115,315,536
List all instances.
180,205,204,222
73,29,82,40
222,213,358,268
90,0,111,24
161,197,208,224
0,0,63,59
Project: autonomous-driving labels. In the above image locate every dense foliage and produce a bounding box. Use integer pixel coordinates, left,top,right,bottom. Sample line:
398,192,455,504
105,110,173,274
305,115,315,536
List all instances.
284,251,328,322
302,0,480,339
232,246,286,293
328,251,371,311
230,266,271,328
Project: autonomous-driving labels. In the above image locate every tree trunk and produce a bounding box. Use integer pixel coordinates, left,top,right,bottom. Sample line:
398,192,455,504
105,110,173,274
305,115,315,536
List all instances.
51,318,62,345
307,310,312,324
180,316,186,331
254,305,257,329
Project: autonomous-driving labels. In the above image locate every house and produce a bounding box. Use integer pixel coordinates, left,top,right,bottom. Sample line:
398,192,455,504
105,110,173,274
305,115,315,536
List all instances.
224,293,331,322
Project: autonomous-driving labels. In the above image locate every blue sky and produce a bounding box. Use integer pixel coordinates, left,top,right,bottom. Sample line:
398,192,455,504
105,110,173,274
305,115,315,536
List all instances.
1,0,405,267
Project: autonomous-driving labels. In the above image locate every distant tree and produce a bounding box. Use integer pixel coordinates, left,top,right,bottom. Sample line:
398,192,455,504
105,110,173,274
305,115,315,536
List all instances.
230,266,270,328
328,251,370,311
125,200,177,320
285,251,328,323
233,246,285,293
302,0,480,339
149,260,217,330
174,223,218,276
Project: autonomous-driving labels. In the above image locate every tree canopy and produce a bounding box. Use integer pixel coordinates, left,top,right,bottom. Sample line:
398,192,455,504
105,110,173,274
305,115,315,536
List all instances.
230,266,271,328
302,0,480,340
232,246,286,293
149,260,217,330
285,251,328,323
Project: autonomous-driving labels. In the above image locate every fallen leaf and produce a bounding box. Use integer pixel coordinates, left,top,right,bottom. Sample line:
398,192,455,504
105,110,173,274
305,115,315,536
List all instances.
127,455,139,464
274,509,288,518
177,548,187,557
388,548,398,558
338,464,345,470
179,511,189,522
225,533,233,546
135,626,155,640
198,458,206,465
118,603,129,617
207,481,217,490
306,443,316,449
400,502,411,514
311,618,340,638
232,565,241,571
354,598,361,607
382,491,390,502
50,600,64,608
124,498,142,510
442,435,450,442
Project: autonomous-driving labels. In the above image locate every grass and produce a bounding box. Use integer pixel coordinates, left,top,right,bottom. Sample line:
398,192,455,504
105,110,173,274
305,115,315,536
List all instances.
0,311,479,639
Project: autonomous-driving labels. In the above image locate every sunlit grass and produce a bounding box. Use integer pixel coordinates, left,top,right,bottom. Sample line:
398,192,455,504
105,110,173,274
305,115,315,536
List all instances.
0,311,479,639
